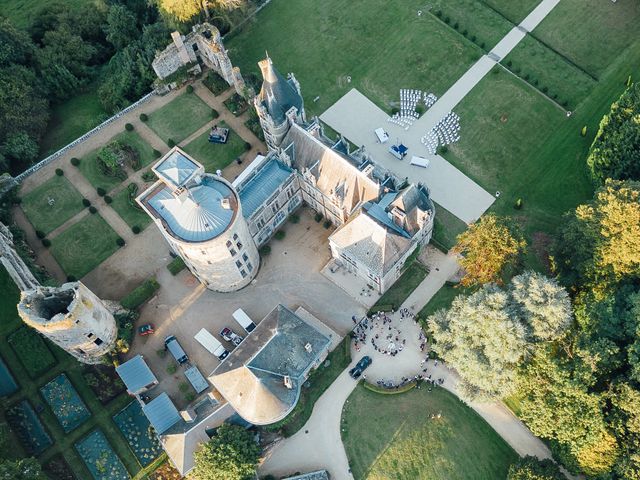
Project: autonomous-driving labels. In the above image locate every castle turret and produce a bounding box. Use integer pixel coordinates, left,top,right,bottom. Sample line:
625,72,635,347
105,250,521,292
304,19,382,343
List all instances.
254,55,306,150
17,282,117,364
137,148,259,292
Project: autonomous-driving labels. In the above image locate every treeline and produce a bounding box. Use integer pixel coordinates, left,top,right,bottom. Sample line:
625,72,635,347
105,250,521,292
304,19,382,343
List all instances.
428,82,640,478
0,0,171,175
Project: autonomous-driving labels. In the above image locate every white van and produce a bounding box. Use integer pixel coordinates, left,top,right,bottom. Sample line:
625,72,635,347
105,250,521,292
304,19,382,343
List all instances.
232,308,256,333
194,328,229,361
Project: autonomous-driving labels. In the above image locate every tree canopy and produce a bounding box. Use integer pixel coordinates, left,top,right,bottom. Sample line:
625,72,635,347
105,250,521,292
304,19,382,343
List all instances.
0,457,46,479
507,456,564,480
155,0,246,22
191,424,260,480
587,82,640,185
453,214,526,287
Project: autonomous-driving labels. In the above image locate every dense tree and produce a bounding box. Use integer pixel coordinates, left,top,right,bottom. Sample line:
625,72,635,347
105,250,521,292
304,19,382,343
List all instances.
1,133,39,172
510,271,573,341
105,5,140,50
608,383,640,479
0,457,46,479
453,214,526,287
553,179,640,288
0,18,34,67
191,424,259,480
587,83,640,184
507,456,564,480
155,0,246,22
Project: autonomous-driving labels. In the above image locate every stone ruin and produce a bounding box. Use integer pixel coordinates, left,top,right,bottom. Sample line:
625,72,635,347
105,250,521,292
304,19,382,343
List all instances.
152,22,247,96
17,282,118,364
0,222,39,292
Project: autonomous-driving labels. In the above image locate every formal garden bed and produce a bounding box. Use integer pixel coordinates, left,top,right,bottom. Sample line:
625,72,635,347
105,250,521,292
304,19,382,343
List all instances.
223,93,249,116
110,183,151,230
82,365,126,405
6,399,53,455
77,141,130,193
244,114,265,142
49,214,121,279
75,429,130,480
21,175,84,235
147,92,213,144
113,401,163,467
112,130,158,170
203,71,230,96
44,454,77,480
0,354,19,395
182,122,248,173
148,460,182,480
7,327,57,378
41,374,91,433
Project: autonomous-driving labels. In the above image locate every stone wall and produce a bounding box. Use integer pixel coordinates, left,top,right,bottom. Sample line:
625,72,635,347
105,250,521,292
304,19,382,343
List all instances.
0,222,39,291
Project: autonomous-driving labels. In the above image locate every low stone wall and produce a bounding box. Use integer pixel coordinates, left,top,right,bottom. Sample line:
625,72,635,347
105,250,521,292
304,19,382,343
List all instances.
15,92,156,183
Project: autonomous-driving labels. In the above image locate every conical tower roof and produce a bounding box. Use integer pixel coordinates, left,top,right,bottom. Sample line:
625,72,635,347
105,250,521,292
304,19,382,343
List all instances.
257,55,303,124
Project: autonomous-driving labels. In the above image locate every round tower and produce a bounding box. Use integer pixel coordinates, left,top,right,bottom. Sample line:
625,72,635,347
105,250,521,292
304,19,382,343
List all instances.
17,282,117,364
138,148,259,292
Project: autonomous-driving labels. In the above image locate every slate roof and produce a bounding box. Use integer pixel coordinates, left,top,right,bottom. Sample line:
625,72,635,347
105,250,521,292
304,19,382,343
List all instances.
143,393,181,434
153,149,200,189
238,158,294,218
209,305,331,425
257,56,303,124
115,355,157,394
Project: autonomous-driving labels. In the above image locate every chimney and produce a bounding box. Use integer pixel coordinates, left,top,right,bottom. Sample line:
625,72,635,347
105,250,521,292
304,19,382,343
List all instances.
221,198,231,209
304,343,312,353
283,375,293,389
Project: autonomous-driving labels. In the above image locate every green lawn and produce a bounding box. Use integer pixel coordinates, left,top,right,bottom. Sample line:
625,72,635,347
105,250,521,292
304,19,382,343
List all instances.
110,186,152,229
227,0,481,114
432,202,467,252
371,262,429,312
503,35,597,109
147,92,213,144
39,87,108,158
49,214,120,279
113,130,158,170
418,283,465,322
533,0,640,79
21,175,85,235
77,147,127,193
481,0,539,24
182,123,247,173
342,384,518,479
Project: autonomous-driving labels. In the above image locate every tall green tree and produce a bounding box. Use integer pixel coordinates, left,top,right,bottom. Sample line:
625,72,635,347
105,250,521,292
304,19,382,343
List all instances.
453,214,526,287
587,83,640,184
105,5,140,50
155,0,246,22
191,424,259,480
0,18,34,67
507,456,564,480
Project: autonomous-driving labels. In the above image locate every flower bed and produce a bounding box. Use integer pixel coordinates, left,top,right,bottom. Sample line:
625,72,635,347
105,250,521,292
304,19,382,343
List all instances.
44,454,77,480
40,374,91,433
6,399,53,455
75,429,130,480
8,327,57,378
0,355,18,396
82,365,125,405
113,401,163,467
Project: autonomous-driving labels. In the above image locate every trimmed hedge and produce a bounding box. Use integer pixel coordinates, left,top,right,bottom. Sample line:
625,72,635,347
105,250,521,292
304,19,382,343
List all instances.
7,328,57,378
70,157,80,166
120,277,160,310
125,123,134,131
363,380,417,395
55,168,64,176
167,256,186,275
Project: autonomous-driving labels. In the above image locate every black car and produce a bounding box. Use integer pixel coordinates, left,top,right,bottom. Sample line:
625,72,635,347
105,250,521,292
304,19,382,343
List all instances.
349,356,372,379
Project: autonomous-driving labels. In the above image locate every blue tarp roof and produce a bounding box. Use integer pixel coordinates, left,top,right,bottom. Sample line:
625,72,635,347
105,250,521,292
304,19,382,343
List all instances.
238,159,293,218
143,393,181,435
116,355,157,394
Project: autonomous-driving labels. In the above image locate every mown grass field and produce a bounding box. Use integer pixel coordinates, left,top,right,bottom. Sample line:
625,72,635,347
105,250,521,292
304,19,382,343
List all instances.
77,147,128,193
182,122,247,173
147,92,213,144
342,384,518,479
49,214,120,279
115,130,158,170
110,185,152,230
481,0,539,24
21,175,85,235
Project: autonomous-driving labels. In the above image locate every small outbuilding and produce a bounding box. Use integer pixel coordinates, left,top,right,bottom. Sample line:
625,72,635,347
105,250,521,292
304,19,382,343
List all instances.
143,392,182,435
116,355,158,395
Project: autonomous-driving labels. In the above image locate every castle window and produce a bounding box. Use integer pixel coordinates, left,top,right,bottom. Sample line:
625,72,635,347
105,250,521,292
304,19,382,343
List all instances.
77,348,85,354
235,260,242,268
233,234,239,241
86,333,94,339
247,262,253,272
236,241,243,249
242,253,249,262
240,269,247,278
94,338,103,346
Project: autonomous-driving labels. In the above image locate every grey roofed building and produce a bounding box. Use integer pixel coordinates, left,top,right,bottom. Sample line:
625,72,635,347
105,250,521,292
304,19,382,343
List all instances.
143,392,182,434
238,157,295,218
209,305,332,425
115,355,158,395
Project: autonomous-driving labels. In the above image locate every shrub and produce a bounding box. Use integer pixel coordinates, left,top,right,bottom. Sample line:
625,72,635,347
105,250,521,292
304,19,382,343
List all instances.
116,237,125,247
471,35,476,42
314,212,323,222
156,348,167,359
67,275,76,282
290,213,300,224
211,108,219,119
104,195,112,204
142,171,156,182
462,29,468,37
492,67,500,74
444,16,450,24
153,149,162,158
533,79,539,86
82,198,91,207
274,230,286,240
139,113,148,122
186,84,194,94
437,145,448,155
506,60,512,67
390,106,400,115
120,277,160,309
513,66,521,74
581,126,588,137
89,206,97,214
131,225,141,234
97,187,106,196
167,256,186,275
125,123,134,131
514,198,523,210
453,22,459,30
42,238,51,247
524,73,530,81
435,10,442,17
179,382,190,393
185,392,195,402
167,363,177,375
70,157,80,166
542,86,549,94
244,142,251,151
35,230,45,239
481,42,486,49
323,220,332,229
259,245,272,256
55,168,64,176
167,139,176,148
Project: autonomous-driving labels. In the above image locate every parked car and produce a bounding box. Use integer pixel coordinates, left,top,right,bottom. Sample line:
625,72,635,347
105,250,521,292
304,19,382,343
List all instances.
165,335,188,364
138,324,155,336
219,327,243,346
232,308,256,333
349,356,372,379
194,328,229,361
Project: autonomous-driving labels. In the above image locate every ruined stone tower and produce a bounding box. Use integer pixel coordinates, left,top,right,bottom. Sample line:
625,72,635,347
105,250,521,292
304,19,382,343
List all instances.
18,282,117,364
254,55,306,150
0,222,39,291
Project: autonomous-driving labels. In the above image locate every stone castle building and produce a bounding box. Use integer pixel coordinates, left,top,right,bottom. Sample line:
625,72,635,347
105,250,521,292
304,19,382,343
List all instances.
152,23,246,95
137,149,259,292
17,282,117,364
0,222,39,291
